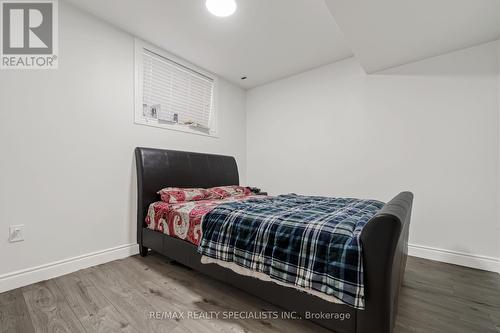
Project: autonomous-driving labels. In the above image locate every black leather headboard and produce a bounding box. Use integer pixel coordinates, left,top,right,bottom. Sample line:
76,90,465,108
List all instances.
135,147,240,243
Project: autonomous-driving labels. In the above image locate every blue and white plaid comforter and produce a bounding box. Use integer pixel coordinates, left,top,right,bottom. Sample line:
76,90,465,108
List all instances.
197,194,384,309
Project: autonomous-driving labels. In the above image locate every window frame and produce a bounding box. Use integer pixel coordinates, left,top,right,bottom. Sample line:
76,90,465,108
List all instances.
134,38,219,137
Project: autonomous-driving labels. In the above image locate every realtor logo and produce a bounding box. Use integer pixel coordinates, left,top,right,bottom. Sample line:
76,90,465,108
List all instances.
1,0,58,69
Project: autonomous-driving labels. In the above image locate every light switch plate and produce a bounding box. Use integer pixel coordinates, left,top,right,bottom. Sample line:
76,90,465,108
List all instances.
9,224,24,242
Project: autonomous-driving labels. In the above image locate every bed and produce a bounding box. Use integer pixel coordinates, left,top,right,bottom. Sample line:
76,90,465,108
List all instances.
135,147,413,333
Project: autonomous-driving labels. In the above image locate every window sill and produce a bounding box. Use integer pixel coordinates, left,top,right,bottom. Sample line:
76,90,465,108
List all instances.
134,118,218,138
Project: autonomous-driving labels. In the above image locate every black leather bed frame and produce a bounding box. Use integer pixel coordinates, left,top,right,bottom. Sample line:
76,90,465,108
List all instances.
135,147,413,333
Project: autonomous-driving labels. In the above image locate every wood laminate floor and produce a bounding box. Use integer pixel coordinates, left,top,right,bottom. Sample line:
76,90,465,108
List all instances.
1,253,499,333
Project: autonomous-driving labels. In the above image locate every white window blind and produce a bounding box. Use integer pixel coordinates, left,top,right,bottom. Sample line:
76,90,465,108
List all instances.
142,48,215,130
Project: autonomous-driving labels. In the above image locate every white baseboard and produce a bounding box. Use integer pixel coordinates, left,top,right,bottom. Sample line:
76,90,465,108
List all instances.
1,242,497,294
0,243,139,293
408,243,500,274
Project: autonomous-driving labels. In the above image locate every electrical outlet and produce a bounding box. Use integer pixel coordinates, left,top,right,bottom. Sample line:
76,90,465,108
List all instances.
9,225,24,243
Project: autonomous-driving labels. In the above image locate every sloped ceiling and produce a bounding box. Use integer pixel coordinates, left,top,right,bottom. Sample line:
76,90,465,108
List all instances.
63,0,353,89
64,0,500,88
324,0,500,73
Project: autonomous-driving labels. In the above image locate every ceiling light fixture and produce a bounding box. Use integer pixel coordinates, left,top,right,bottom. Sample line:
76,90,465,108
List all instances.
205,0,237,17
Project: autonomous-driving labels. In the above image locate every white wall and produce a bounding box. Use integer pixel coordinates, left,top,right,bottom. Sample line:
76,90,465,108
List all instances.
0,1,247,278
247,42,500,268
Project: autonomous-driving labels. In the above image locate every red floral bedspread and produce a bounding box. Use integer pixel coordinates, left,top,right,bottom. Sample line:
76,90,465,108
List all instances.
145,194,260,245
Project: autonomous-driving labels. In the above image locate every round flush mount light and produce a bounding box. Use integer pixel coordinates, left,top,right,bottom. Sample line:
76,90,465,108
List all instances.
205,0,237,17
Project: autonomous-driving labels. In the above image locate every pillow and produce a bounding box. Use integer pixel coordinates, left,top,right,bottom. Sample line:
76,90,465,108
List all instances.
207,185,252,199
157,187,209,203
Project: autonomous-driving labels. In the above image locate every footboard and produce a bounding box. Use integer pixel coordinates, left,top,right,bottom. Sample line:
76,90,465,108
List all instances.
357,192,413,333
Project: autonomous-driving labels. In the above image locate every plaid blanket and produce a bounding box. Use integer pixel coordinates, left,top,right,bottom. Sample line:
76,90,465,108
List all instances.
198,194,384,309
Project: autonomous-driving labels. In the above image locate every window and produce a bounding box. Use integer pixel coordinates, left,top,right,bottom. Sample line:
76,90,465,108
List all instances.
135,39,217,136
